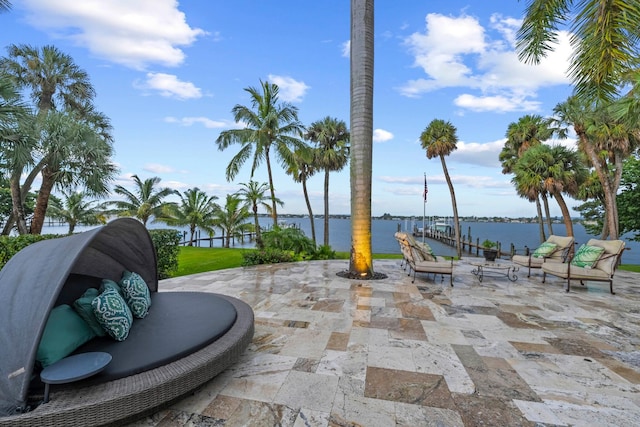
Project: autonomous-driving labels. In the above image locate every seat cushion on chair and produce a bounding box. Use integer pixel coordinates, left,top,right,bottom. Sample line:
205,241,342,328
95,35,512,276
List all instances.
541,261,611,280
512,254,543,268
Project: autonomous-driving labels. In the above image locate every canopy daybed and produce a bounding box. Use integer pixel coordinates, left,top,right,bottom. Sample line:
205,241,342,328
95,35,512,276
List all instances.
0,218,254,426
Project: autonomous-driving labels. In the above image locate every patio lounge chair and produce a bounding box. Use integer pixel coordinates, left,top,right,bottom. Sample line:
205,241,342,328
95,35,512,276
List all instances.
541,238,626,294
511,235,575,278
395,232,453,286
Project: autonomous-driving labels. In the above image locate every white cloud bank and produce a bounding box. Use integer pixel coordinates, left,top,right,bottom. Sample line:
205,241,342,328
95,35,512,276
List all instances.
136,73,202,99
267,74,310,103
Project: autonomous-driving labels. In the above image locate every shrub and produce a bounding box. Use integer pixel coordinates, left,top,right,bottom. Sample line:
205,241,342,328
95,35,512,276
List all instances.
0,234,55,270
149,229,181,279
241,248,295,266
313,244,336,260
262,227,316,254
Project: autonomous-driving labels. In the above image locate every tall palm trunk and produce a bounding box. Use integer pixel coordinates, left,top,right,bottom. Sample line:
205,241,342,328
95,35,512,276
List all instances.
323,169,330,246
9,171,28,235
552,191,574,237
541,193,553,236
535,196,545,243
302,178,316,245
252,203,263,249
264,147,278,227
30,166,56,234
440,155,461,258
348,0,374,277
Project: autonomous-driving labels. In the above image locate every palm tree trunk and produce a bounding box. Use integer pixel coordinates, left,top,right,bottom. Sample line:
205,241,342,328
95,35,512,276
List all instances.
30,167,56,234
9,171,28,235
535,195,545,242
553,191,574,237
264,148,278,227
189,225,196,246
440,155,462,258
302,178,316,245
541,193,553,236
348,0,374,277
252,203,263,249
323,169,330,246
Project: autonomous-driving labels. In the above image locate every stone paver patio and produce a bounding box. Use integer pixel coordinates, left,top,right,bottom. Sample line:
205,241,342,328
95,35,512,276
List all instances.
129,259,640,427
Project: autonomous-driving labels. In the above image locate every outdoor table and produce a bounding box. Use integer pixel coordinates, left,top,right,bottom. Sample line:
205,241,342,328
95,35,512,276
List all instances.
40,352,112,403
470,262,518,282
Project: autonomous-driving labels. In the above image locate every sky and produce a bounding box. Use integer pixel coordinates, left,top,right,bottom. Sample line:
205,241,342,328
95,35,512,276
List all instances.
1,0,580,219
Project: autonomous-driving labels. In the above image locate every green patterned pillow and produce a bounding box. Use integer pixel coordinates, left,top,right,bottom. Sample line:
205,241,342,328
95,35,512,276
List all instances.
92,288,133,341
532,242,557,258
119,270,151,319
72,287,106,337
100,279,122,295
571,244,605,268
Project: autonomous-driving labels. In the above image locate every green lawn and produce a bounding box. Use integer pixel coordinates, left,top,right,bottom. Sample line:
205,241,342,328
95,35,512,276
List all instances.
172,246,401,277
173,246,637,277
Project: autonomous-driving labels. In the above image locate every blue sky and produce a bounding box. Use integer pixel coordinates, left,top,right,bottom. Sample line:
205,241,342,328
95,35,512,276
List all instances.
1,1,579,218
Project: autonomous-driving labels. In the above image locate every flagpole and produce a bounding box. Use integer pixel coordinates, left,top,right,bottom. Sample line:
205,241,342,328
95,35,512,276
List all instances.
422,173,426,244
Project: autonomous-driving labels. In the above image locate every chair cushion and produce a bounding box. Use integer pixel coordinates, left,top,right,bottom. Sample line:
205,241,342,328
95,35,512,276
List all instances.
533,242,557,258
36,304,96,367
119,270,151,319
571,244,605,268
92,288,134,341
73,288,107,337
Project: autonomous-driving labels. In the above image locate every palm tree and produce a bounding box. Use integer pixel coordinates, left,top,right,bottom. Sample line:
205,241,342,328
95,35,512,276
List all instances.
306,117,350,247
553,96,638,239
212,194,251,248
420,119,462,259
235,181,278,249
215,80,305,227
0,44,95,117
162,187,219,246
0,44,100,234
28,110,117,234
285,145,318,245
516,0,640,102
46,190,108,234
348,0,375,278
0,1,11,13
0,72,34,235
499,114,554,241
513,144,587,237
112,175,176,226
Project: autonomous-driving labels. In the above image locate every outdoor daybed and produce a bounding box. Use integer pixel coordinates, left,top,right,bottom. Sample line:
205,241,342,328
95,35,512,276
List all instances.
0,218,254,427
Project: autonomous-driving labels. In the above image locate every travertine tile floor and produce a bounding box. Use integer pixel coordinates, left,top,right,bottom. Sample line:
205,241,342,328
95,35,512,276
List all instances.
129,259,640,427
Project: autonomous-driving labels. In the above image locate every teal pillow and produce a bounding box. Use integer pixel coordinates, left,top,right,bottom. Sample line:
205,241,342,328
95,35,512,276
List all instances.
571,244,605,268
36,304,96,367
92,288,133,341
532,242,557,258
119,270,151,319
72,288,106,337
100,279,122,295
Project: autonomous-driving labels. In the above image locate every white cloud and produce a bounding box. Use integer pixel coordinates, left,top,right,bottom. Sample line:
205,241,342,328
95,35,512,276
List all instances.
398,13,572,112
342,40,350,58
22,0,206,69
144,163,175,174
164,116,233,128
452,138,506,168
136,73,202,99
267,74,310,103
373,128,394,143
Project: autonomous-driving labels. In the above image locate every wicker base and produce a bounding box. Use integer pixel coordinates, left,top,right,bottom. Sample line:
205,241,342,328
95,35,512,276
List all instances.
0,294,254,427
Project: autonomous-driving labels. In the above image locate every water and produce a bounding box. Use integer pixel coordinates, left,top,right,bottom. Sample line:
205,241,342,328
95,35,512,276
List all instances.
42,217,640,264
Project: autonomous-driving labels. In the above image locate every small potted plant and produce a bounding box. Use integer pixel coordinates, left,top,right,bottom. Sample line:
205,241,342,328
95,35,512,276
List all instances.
481,239,498,262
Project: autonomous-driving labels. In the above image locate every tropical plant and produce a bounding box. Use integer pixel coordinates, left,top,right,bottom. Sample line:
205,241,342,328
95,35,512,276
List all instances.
261,226,316,255
348,0,375,278
162,187,219,246
513,144,587,237
499,114,555,241
285,145,318,245
215,80,305,227
481,239,497,249
617,153,640,241
111,175,176,226
516,0,640,102
553,96,639,239
212,194,251,248
420,119,462,258
46,189,108,234
235,180,278,249
0,0,11,13
305,116,350,247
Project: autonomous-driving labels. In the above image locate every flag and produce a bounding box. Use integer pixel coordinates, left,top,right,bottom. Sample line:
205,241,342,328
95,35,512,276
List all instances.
423,175,428,203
